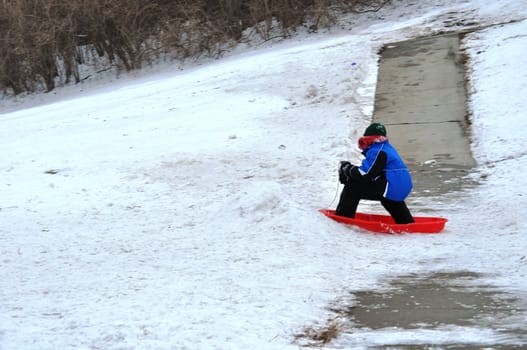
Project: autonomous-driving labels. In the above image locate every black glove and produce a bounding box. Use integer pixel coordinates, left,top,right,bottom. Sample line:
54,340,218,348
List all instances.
338,161,352,184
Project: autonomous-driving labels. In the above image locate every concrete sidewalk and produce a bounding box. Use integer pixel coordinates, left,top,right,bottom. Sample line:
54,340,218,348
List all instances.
374,33,476,197
343,33,527,349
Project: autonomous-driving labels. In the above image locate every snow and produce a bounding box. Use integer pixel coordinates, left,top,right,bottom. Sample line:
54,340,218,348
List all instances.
1,0,527,349
337,326,511,347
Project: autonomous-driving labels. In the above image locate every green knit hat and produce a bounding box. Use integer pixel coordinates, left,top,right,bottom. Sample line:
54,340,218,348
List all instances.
364,123,387,136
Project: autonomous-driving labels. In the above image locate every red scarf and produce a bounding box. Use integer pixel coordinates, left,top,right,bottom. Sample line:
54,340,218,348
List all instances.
358,135,387,150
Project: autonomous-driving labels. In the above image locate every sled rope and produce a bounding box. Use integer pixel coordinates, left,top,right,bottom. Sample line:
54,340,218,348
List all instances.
327,162,341,208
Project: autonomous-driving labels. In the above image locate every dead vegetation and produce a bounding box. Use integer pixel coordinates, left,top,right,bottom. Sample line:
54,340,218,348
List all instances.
292,318,345,347
0,0,390,95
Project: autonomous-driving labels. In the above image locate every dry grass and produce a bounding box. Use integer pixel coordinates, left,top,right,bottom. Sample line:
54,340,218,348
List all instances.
292,318,345,347
0,0,390,95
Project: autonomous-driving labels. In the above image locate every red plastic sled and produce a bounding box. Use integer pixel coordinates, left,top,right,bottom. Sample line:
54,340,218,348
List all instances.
319,209,447,234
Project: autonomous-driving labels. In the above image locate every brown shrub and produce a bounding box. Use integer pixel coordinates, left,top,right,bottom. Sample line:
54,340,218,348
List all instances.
0,0,389,95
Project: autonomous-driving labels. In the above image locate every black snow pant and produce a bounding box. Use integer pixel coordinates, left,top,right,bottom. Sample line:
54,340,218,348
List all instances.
336,177,414,224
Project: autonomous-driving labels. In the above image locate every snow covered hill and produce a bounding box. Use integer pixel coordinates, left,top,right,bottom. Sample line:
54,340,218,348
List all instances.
1,1,526,349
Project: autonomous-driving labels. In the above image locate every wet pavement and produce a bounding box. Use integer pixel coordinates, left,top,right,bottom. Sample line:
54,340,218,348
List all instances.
339,34,527,348
345,272,527,349
373,33,476,197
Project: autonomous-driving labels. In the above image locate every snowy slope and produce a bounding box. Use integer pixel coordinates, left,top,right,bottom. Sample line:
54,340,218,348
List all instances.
1,1,526,349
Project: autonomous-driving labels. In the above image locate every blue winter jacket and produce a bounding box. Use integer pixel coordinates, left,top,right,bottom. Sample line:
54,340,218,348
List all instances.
358,140,413,201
